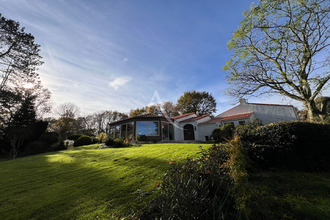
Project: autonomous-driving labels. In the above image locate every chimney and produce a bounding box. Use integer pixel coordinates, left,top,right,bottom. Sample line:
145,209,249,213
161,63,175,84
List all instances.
239,98,247,105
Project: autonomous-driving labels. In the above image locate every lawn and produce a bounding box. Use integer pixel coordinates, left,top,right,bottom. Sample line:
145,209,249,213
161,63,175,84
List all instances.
248,170,330,220
0,143,210,219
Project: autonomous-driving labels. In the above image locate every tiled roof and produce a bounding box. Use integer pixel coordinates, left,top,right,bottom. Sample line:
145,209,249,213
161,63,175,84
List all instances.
215,102,293,117
171,112,196,120
246,102,294,107
136,113,162,118
206,112,253,123
109,113,165,125
180,114,209,122
215,105,240,118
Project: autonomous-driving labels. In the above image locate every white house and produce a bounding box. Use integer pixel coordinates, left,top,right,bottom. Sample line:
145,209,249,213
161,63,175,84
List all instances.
109,100,299,142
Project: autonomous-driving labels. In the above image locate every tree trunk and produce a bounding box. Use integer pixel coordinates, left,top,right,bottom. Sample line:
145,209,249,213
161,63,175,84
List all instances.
10,139,18,160
304,100,320,122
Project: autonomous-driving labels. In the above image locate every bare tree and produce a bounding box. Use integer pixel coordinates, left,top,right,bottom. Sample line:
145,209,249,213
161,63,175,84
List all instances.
0,13,43,91
223,0,330,121
56,102,80,119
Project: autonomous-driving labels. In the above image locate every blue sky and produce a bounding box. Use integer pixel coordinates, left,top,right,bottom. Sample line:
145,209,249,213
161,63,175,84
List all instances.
1,0,309,116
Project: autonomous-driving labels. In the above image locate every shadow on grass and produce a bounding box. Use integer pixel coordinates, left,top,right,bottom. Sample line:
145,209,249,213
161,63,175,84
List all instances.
249,171,330,220
0,147,171,219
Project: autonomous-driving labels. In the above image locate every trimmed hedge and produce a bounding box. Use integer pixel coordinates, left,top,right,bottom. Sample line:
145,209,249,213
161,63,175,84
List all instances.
211,123,235,142
239,122,330,170
67,134,82,141
73,135,92,147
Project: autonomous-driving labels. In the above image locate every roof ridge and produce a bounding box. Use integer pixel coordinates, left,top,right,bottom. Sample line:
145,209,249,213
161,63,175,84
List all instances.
218,112,254,118
171,112,196,119
247,102,293,107
215,104,239,117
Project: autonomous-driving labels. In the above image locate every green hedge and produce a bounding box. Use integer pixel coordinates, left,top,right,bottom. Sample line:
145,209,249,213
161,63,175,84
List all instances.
67,134,82,141
73,135,92,147
211,123,235,142
238,122,330,170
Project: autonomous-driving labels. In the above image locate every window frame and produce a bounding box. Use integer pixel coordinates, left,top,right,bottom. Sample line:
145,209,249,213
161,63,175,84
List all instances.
136,121,160,137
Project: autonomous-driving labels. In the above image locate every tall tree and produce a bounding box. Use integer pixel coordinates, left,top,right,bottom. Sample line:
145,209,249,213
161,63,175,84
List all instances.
0,13,42,90
161,101,179,117
223,0,330,121
129,107,147,117
51,103,81,140
129,103,179,118
177,90,216,115
5,95,37,159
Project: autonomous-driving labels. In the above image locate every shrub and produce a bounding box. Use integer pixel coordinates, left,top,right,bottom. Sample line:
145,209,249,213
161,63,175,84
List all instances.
113,138,124,148
63,139,74,148
239,121,330,170
24,141,51,155
140,139,250,219
73,135,92,147
211,123,235,142
52,141,67,151
105,138,130,148
67,134,82,141
39,132,59,145
105,138,115,146
96,132,108,143
137,135,147,141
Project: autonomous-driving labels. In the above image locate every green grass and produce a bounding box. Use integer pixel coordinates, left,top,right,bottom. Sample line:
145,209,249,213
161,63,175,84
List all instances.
0,143,210,219
248,170,330,220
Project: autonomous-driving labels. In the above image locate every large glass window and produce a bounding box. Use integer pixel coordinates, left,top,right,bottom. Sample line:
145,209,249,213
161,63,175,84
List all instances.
120,124,127,139
109,126,116,139
162,122,174,140
136,121,159,136
127,122,134,139
115,126,120,139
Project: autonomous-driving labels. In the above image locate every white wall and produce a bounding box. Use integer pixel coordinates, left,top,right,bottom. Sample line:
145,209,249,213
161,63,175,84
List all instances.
217,102,298,124
198,123,217,141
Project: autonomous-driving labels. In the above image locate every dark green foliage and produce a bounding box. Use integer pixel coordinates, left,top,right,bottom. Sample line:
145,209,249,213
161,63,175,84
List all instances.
39,132,59,145
239,122,330,170
141,141,249,219
54,141,66,151
73,135,92,147
24,141,50,155
137,135,147,141
105,138,115,146
67,134,81,141
211,123,235,142
113,139,125,148
177,90,217,115
105,138,129,148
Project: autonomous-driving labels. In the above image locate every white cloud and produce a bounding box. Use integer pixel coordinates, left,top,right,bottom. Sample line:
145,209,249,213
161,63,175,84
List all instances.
122,57,128,63
109,76,132,90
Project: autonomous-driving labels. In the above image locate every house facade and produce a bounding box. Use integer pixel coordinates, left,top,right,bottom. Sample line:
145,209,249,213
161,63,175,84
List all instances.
108,100,299,142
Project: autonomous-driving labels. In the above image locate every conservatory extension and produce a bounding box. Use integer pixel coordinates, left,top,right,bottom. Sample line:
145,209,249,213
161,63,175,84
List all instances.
108,114,174,141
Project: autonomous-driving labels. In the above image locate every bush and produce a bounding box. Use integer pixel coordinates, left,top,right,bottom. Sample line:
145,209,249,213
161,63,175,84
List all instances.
24,141,51,155
73,135,92,147
67,134,82,141
239,121,330,170
137,135,147,141
211,123,235,142
96,132,108,143
52,141,67,151
140,139,250,219
39,132,59,144
105,138,130,148
105,138,115,146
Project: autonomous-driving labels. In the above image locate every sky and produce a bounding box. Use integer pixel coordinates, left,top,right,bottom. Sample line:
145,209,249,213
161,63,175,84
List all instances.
0,0,314,117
